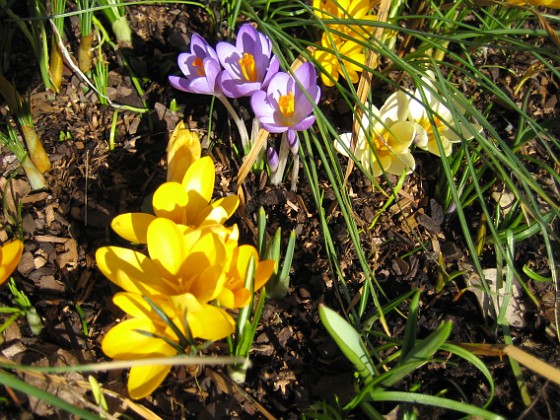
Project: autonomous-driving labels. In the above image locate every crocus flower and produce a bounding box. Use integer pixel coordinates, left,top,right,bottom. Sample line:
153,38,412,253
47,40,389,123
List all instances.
250,62,321,135
216,23,280,98
409,71,483,157
0,239,23,286
313,0,378,39
168,32,252,149
166,121,201,183
111,156,239,244
97,217,236,399
336,91,417,176
503,0,560,7
313,33,366,87
168,33,223,96
218,243,275,309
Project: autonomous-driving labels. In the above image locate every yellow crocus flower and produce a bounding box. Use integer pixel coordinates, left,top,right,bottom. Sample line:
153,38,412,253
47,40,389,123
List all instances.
97,218,236,399
166,120,201,183
111,156,239,244
313,33,366,87
336,91,417,176
503,0,560,7
0,239,23,286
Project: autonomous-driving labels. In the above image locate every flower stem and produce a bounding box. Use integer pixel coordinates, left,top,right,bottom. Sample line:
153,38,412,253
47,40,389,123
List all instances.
290,153,299,192
270,132,290,186
217,94,250,153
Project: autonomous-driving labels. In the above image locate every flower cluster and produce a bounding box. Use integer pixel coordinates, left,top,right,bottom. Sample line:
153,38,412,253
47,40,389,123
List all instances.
336,72,482,176
504,0,560,8
0,239,23,286
312,0,378,87
169,23,321,164
96,122,275,399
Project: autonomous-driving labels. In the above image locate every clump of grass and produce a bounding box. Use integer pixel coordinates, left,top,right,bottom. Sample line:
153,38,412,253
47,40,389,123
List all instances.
48,0,67,91
0,75,51,174
0,120,46,191
77,0,95,74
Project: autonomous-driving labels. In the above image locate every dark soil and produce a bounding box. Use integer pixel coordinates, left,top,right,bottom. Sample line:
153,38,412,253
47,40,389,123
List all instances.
1,3,559,419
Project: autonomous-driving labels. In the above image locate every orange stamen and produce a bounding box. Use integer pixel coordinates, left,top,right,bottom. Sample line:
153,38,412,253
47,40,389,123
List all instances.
278,92,295,119
193,57,205,77
238,53,258,82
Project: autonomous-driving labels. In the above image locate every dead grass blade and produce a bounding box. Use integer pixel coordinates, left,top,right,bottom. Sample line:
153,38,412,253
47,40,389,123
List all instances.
458,343,560,386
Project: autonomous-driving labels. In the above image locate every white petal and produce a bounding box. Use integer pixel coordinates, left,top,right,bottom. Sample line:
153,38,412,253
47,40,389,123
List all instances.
334,133,352,157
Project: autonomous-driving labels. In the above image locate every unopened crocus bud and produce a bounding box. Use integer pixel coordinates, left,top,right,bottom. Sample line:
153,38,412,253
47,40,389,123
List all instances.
287,130,298,154
267,147,279,172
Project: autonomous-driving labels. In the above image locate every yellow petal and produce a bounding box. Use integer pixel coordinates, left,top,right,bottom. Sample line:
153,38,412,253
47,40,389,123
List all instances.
189,230,226,267
217,287,237,309
189,265,225,302
230,245,257,285
233,288,252,308
387,151,416,175
188,204,215,227
153,182,188,223
168,293,234,339
102,317,176,359
505,0,560,7
96,247,173,295
113,292,154,318
426,138,452,157
167,121,201,183
210,194,240,220
387,121,416,152
147,218,186,278
111,213,156,244
0,239,23,286
182,156,215,205
255,259,276,291
187,302,235,340
169,292,203,314
128,364,173,400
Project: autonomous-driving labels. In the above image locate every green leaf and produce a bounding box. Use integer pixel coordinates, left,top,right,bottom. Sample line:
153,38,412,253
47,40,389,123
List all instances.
319,304,376,384
0,370,101,419
401,289,421,359
381,321,453,388
368,390,504,420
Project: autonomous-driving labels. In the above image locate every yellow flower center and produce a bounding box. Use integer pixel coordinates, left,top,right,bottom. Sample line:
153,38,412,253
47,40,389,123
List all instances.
369,129,390,153
279,92,295,119
193,57,205,77
423,116,443,137
238,53,258,82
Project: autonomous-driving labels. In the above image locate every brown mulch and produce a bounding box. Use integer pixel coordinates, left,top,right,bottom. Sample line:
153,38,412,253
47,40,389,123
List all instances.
1,3,560,418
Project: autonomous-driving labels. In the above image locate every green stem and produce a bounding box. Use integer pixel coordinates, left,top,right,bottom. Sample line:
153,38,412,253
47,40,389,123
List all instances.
111,14,132,45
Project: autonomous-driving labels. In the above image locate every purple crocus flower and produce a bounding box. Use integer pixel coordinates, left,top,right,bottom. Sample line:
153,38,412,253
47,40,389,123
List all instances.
168,33,222,96
250,62,321,136
216,24,280,98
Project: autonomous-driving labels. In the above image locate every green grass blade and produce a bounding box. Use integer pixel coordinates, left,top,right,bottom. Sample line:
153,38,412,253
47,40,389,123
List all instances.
0,369,102,419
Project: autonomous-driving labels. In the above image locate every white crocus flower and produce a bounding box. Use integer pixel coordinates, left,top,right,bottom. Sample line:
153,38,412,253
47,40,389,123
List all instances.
409,71,482,157
336,91,418,176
